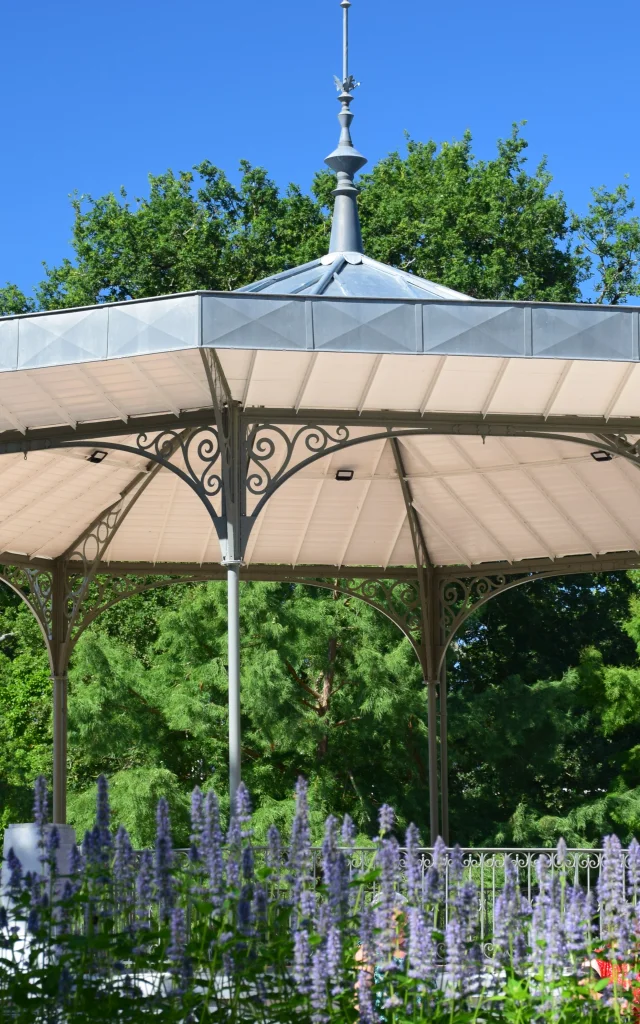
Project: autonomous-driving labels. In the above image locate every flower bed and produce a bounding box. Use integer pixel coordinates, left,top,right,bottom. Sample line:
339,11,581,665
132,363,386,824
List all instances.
0,776,639,1021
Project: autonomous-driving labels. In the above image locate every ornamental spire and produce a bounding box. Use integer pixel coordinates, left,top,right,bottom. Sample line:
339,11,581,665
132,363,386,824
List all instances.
324,0,367,255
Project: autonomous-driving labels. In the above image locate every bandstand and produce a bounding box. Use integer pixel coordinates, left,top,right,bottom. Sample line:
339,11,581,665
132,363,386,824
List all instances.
2,1,640,845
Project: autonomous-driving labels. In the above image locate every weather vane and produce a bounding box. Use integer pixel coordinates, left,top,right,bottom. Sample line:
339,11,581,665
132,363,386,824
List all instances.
334,0,360,95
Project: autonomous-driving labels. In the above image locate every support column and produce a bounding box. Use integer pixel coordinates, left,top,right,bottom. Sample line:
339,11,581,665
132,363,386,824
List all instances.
439,661,449,845
226,561,242,804
51,559,69,826
427,678,439,844
52,674,68,825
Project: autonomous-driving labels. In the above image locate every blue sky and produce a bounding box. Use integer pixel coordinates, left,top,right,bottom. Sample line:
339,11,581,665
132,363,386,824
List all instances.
1,0,638,296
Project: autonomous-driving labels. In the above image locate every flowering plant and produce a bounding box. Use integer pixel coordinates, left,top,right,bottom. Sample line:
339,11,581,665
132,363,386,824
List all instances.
0,776,639,1022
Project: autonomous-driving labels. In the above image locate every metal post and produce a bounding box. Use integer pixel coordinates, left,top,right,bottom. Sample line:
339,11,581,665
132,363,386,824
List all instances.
427,678,439,844
227,561,242,805
439,662,449,845
52,673,68,825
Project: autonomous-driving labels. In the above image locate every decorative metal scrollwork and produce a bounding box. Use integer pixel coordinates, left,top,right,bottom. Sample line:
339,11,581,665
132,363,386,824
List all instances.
440,571,563,656
245,424,350,511
3,566,54,640
287,576,423,657
137,428,222,502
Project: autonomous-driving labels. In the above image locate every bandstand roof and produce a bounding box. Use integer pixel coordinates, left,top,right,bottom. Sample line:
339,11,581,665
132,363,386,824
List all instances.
0,288,640,577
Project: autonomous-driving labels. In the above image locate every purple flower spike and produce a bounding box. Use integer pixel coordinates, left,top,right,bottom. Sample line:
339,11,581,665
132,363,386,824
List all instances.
327,924,343,995
341,814,356,849
408,906,436,982
226,816,242,890
33,776,48,831
565,885,589,958
289,777,312,905
202,791,224,909
493,856,529,969
556,837,568,867
378,804,395,836
189,787,204,863
404,823,421,904
598,835,626,949
266,825,283,873
45,826,60,875
114,825,135,906
5,848,23,898
311,946,329,1020
234,781,252,829
154,797,175,921
168,906,192,994
293,929,312,995
135,849,153,932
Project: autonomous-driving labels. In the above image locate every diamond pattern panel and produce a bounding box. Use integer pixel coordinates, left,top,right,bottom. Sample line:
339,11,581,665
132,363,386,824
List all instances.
532,307,633,360
313,301,417,352
202,297,307,349
19,307,109,368
0,319,18,371
424,304,526,356
108,296,198,357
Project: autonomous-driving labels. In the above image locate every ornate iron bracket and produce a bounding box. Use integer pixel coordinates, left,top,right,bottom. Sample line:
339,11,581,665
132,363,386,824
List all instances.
438,569,568,673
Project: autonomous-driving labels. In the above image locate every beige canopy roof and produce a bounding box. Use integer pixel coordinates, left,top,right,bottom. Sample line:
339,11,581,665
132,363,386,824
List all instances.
0,298,639,574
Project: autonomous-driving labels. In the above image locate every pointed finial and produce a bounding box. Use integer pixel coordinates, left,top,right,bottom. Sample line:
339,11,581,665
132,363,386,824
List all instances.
325,0,367,255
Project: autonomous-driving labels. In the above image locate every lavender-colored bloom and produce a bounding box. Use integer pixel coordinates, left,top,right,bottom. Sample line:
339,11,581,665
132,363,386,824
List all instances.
265,825,283,873
289,777,312,902
238,884,254,936
628,837,640,904
408,906,436,983
565,885,589,957
374,837,401,965
446,879,481,994
5,848,23,898
311,946,329,1021
168,907,192,994
202,791,224,908
189,787,204,864
378,804,395,836
226,815,242,890
293,929,312,995
326,924,343,995
242,844,255,882
598,834,626,952
113,825,135,908
234,781,252,831
530,855,568,980
300,888,316,924
154,799,175,921
33,775,48,831
135,850,153,932
556,837,568,867
404,823,421,904
253,885,268,932
341,814,356,850
424,836,447,905
322,816,348,925
493,856,528,968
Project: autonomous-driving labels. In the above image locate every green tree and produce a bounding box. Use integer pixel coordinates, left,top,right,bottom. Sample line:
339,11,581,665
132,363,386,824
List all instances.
575,181,640,303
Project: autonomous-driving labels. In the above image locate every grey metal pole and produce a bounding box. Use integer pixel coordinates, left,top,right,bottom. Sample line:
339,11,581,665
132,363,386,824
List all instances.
52,674,68,824
427,678,439,844
227,561,242,805
439,662,449,845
